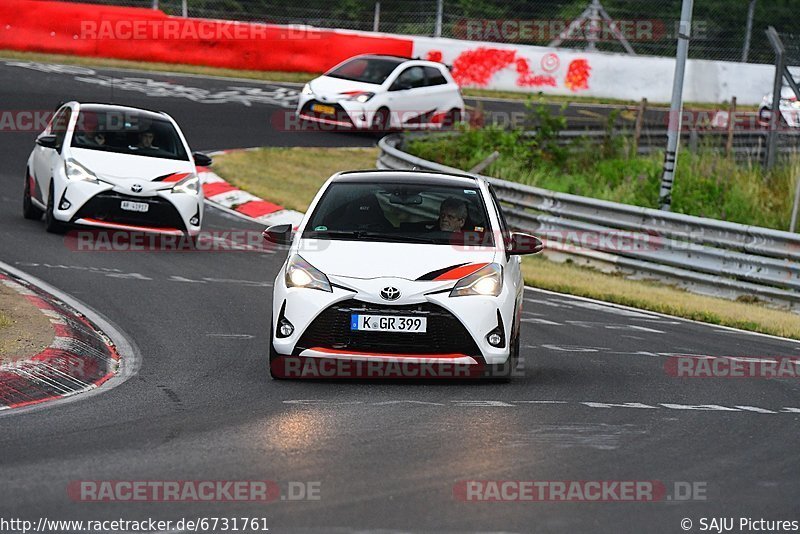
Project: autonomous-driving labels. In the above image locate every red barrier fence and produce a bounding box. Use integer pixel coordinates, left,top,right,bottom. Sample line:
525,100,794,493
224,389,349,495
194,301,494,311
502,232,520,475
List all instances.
0,0,414,73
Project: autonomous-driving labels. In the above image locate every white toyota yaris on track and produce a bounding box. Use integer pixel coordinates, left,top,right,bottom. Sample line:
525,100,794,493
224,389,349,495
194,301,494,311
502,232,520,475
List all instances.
263,170,543,380
24,102,211,235
297,54,465,130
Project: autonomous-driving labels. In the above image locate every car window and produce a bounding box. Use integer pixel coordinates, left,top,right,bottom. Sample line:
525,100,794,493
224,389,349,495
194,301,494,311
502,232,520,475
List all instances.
488,184,511,247
424,66,448,86
326,57,403,85
391,66,426,90
52,107,71,150
70,109,189,161
303,181,494,246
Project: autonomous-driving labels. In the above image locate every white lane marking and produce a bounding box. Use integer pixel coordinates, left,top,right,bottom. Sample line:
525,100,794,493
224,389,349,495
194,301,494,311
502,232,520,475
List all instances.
549,298,660,319
607,324,666,334
0,260,141,419
540,344,604,352
205,333,255,339
282,399,800,414
522,317,561,325
525,286,800,346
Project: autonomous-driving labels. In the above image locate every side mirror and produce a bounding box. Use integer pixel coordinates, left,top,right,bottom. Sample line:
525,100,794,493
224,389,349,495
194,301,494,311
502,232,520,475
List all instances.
36,135,58,149
192,152,213,167
262,223,293,245
508,232,543,255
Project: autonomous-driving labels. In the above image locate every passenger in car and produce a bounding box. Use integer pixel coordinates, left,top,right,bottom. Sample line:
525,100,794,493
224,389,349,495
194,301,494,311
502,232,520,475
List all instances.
438,197,468,232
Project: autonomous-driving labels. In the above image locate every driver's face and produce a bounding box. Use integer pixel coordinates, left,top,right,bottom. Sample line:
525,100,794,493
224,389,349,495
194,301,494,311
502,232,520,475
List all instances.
139,132,154,147
439,209,465,232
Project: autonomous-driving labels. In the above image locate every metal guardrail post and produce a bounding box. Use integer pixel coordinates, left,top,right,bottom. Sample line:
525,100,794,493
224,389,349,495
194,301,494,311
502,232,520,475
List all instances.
766,27,786,171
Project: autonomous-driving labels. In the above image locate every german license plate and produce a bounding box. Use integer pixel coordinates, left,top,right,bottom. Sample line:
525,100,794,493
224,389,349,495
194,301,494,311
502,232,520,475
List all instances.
120,201,149,213
312,103,336,115
350,314,427,333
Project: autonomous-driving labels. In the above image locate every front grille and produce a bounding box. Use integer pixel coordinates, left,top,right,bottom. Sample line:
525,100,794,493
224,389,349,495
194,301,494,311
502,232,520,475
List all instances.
72,192,186,231
295,299,482,356
300,100,354,126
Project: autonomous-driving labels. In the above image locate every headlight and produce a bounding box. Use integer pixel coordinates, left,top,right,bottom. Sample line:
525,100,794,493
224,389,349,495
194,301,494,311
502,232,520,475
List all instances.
64,159,99,184
302,83,313,96
348,92,375,103
285,254,332,292
450,263,503,297
171,173,199,195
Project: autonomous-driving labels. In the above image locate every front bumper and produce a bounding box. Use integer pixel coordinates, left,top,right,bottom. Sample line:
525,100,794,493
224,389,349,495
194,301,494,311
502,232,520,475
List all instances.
271,277,515,366
296,95,373,129
56,181,202,235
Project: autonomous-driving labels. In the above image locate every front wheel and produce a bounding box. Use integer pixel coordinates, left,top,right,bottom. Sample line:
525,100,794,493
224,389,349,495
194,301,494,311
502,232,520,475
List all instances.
23,169,43,220
44,180,66,234
371,107,390,133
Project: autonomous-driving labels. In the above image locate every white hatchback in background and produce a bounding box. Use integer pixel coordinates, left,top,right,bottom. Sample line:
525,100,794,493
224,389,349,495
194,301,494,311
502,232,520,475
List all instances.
24,102,211,235
263,170,543,381
758,85,800,128
297,55,465,130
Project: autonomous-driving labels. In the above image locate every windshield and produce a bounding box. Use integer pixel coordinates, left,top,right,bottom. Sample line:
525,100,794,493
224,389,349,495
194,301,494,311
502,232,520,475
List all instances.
326,57,402,85
303,181,495,246
70,109,189,161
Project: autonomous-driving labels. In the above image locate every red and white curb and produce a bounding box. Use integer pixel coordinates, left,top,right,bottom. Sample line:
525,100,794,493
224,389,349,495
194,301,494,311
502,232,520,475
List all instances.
0,271,121,410
199,150,305,228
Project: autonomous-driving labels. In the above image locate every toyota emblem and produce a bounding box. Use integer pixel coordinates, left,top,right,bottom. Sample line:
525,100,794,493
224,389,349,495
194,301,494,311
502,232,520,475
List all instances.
131,184,143,193
380,287,401,301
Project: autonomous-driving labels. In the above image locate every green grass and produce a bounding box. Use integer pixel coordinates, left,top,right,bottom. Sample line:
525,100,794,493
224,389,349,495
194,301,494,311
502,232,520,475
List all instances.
212,147,379,212
212,145,800,340
407,125,800,231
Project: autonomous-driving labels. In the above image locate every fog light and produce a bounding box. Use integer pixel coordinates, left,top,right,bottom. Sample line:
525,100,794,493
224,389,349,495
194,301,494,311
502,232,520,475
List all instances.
190,216,200,226
59,199,71,210
277,314,295,338
487,332,503,347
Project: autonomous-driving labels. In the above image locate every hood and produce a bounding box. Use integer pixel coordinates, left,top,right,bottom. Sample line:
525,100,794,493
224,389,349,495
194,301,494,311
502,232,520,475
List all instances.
297,239,497,281
309,76,382,102
70,148,194,182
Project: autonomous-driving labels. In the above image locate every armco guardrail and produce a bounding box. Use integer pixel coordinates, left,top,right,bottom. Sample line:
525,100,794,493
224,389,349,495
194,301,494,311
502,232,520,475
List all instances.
377,133,800,309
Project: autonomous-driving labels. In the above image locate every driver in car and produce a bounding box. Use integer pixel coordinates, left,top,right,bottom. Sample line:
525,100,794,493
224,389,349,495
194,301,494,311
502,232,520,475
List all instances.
438,197,467,232
135,130,158,150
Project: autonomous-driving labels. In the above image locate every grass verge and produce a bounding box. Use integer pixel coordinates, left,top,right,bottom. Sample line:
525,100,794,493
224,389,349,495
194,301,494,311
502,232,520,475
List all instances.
212,146,800,340
0,49,752,108
0,283,54,362
212,146,379,212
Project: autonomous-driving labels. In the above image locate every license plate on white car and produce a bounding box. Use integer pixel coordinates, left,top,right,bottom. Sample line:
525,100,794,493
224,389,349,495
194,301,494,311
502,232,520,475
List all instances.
120,201,149,213
350,314,427,333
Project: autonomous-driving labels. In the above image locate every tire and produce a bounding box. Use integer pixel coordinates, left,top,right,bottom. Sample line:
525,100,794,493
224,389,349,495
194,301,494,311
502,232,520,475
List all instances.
44,180,66,234
371,107,390,133
442,108,461,129
484,326,519,383
269,319,286,380
22,169,43,221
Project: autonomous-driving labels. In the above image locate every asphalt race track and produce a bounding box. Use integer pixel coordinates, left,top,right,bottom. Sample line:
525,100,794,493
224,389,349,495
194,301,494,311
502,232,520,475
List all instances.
0,60,799,534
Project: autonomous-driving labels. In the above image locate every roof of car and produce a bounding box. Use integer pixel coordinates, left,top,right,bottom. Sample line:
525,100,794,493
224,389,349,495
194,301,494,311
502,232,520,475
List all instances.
355,55,446,68
75,103,169,121
332,169,480,187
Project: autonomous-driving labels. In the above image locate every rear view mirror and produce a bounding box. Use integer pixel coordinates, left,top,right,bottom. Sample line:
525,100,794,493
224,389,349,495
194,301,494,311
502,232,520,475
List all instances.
263,224,294,245
508,232,543,255
192,152,213,167
36,135,58,149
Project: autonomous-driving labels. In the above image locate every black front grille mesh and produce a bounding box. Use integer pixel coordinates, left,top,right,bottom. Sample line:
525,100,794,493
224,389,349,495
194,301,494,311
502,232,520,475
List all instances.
295,299,481,356
72,192,186,230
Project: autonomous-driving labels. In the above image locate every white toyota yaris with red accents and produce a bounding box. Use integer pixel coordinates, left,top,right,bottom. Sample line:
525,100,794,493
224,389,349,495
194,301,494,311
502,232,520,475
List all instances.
24,102,211,236
263,170,543,380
